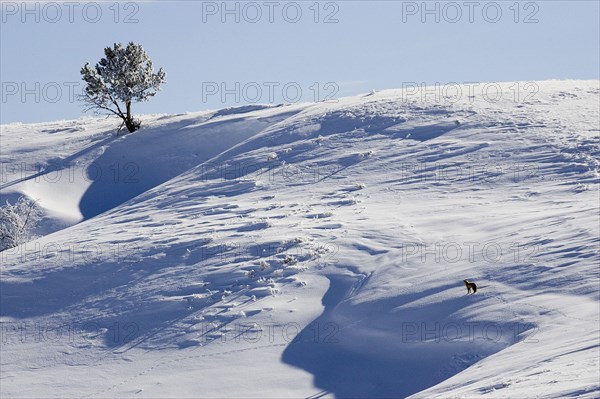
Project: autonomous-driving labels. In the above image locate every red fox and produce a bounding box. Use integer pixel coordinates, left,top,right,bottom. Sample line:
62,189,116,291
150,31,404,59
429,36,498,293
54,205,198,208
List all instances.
463,279,477,294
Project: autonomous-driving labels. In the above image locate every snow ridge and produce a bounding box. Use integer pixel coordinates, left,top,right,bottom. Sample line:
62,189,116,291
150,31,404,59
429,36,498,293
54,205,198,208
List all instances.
1,80,598,398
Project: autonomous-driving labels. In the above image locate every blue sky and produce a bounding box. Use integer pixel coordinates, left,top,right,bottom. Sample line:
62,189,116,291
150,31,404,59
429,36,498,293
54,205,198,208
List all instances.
1,1,599,124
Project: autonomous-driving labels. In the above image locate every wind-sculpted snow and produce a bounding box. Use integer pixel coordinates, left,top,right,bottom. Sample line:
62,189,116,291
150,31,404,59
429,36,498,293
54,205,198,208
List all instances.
0,81,598,398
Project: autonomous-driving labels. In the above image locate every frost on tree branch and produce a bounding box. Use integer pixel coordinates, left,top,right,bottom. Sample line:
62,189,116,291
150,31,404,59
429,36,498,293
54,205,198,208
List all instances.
80,42,166,133
0,197,42,252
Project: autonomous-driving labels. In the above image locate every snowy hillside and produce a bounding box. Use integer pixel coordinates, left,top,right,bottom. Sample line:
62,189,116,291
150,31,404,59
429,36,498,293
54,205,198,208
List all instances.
1,80,599,398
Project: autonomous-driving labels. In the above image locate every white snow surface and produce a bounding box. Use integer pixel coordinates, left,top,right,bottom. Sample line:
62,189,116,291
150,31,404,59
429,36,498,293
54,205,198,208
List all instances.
1,80,599,398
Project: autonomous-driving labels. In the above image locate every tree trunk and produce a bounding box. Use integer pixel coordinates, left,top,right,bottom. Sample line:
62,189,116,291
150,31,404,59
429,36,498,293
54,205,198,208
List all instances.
124,101,137,132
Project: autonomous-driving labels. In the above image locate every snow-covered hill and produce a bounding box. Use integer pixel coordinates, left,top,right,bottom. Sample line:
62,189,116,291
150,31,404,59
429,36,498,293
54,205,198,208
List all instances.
1,80,599,398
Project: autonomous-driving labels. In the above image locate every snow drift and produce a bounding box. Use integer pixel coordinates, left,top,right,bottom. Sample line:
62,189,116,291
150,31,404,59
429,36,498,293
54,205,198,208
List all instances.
1,80,598,398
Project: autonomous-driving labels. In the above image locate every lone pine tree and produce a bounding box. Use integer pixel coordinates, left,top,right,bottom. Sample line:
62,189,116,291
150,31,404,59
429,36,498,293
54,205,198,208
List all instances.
80,42,166,133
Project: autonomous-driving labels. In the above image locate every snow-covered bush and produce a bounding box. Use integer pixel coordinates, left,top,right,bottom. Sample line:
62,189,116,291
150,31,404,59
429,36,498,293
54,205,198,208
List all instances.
80,42,166,133
0,197,41,252
283,254,297,265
